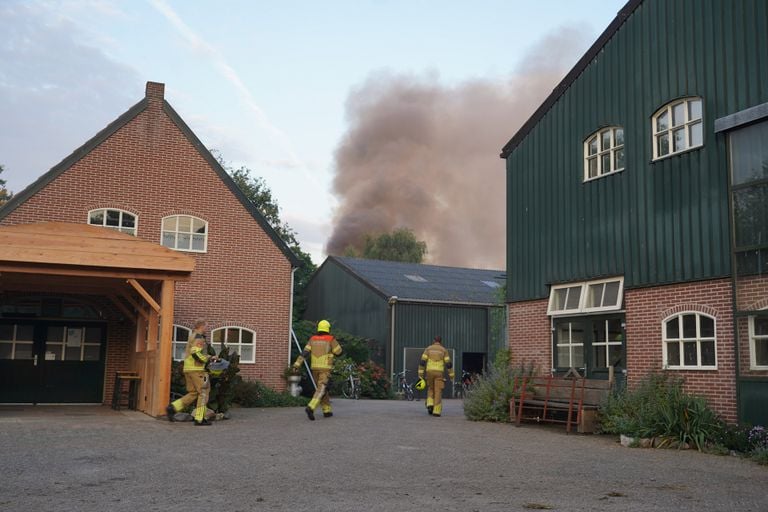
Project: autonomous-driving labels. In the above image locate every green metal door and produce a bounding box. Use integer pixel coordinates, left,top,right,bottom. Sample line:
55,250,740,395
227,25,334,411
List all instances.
553,315,625,382
0,321,106,403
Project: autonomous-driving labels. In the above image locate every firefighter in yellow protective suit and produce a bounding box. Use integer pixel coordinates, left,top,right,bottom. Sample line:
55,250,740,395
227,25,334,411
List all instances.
166,320,217,426
418,335,455,417
292,320,342,421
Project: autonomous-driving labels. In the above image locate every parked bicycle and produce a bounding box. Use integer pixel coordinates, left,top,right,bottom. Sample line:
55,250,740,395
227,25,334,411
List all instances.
341,363,361,399
394,369,415,401
454,370,474,399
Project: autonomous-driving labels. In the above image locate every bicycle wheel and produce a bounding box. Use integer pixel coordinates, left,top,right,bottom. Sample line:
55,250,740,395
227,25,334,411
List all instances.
341,380,353,399
405,386,414,401
353,382,361,400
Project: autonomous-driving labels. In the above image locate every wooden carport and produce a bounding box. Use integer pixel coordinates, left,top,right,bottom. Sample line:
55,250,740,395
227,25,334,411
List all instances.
0,222,194,416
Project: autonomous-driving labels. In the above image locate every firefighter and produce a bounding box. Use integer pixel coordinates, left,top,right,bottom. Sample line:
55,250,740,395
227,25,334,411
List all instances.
292,320,342,420
166,320,217,426
417,335,454,417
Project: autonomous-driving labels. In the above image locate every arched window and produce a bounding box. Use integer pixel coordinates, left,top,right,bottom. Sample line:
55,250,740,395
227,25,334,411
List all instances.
584,126,625,180
161,215,208,252
662,312,716,369
172,325,192,362
88,208,137,235
211,326,255,363
652,97,703,159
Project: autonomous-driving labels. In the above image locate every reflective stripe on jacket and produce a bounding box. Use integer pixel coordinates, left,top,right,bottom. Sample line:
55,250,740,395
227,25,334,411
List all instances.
183,333,210,373
303,334,342,370
419,342,454,378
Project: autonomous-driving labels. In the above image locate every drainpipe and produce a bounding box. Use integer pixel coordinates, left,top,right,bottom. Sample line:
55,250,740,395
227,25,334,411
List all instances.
288,267,297,365
388,296,398,378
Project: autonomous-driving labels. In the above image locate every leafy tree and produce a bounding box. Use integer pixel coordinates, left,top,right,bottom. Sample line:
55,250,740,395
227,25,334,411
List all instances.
344,228,427,263
0,164,12,207
211,150,317,318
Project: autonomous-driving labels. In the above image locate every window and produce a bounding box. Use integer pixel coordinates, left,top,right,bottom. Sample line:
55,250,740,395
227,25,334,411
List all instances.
749,315,768,370
584,127,625,180
161,215,208,252
172,325,192,361
555,322,584,369
0,324,34,360
88,208,137,235
653,97,703,159
211,326,255,363
662,312,716,369
43,326,102,362
404,274,427,282
548,278,624,315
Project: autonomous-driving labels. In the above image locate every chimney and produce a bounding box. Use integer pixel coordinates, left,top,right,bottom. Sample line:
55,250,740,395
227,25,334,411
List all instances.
145,81,165,103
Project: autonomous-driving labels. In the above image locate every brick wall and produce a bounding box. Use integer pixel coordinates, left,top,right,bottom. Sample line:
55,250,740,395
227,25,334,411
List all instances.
508,278,739,423
1,83,293,397
624,279,736,423
507,298,550,374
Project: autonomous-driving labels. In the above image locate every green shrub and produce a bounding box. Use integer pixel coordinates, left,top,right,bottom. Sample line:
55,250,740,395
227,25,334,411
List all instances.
598,373,722,451
330,356,392,399
463,361,532,422
715,423,753,453
231,378,308,407
751,446,768,465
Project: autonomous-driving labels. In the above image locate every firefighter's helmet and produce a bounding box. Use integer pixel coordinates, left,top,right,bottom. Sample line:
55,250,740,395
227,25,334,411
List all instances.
317,320,331,333
415,378,426,390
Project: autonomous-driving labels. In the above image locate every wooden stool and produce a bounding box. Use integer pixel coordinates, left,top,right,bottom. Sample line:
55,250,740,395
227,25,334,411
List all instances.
111,371,141,410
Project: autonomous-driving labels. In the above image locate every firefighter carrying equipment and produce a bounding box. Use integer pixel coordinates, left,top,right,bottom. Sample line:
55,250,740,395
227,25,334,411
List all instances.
418,338,455,417
415,378,426,390
317,319,331,333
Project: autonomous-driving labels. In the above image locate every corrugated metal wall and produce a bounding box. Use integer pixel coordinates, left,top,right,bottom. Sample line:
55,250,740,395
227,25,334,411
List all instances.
393,303,489,375
303,260,389,363
506,0,768,301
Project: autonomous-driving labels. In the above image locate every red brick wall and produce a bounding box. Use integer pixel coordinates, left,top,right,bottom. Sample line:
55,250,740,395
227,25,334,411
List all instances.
624,279,736,423
1,83,293,396
508,278,739,423
507,298,550,374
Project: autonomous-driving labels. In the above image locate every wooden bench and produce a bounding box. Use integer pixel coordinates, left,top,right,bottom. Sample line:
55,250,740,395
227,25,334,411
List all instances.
510,374,612,433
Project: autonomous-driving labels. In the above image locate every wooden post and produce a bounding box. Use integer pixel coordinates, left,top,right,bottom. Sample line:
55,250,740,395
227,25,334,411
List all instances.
152,279,175,417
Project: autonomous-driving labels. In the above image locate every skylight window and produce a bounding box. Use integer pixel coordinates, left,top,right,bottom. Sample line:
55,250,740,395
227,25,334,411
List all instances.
482,281,501,288
404,274,427,282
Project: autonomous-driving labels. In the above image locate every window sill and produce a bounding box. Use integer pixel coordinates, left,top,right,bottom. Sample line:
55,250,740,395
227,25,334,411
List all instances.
651,144,704,163
663,365,718,371
583,168,625,183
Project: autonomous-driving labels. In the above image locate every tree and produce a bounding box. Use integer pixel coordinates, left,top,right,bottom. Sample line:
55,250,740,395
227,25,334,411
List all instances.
344,228,427,263
0,164,12,207
211,150,317,318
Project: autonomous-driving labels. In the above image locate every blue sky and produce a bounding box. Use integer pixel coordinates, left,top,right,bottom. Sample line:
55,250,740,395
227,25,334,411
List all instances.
0,0,626,264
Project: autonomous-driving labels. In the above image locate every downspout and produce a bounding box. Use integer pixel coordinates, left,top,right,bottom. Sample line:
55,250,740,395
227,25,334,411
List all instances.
288,267,297,365
388,296,398,378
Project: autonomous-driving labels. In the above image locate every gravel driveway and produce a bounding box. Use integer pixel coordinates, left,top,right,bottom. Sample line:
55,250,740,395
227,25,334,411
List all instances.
1,399,766,512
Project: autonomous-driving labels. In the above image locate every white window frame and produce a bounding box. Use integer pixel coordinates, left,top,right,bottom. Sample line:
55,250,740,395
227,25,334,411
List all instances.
652,97,704,160
211,326,255,364
748,312,768,370
547,277,624,316
662,311,717,370
172,324,192,362
88,208,137,236
584,126,625,181
161,215,208,253
554,321,584,370
0,324,34,360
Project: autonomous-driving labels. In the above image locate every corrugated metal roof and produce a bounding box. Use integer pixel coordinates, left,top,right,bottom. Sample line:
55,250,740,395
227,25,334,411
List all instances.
332,256,506,305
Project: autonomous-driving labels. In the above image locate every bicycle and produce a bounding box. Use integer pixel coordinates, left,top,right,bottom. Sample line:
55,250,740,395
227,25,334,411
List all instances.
341,363,361,399
454,370,474,399
394,369,415,401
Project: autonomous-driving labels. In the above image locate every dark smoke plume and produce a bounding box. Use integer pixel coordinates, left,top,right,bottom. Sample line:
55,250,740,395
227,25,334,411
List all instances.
327,28,591,269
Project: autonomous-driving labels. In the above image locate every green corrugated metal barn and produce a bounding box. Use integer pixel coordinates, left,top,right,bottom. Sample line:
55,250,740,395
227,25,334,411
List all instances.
501,0,768,424
304,256,507,387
